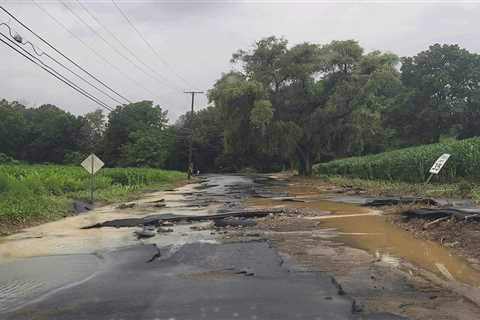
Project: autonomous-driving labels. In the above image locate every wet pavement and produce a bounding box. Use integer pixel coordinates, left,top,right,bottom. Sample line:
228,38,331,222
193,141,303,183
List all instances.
0,174,479,319
4,242,357,320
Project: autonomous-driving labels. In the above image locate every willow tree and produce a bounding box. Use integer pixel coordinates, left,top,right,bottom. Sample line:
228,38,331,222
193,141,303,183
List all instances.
210,37,402,175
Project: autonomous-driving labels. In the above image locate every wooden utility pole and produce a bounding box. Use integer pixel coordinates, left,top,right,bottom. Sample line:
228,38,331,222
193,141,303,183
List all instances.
184,90,203,180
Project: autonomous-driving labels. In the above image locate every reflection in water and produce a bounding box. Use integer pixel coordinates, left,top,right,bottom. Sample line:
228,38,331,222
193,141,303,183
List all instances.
250,184,480,288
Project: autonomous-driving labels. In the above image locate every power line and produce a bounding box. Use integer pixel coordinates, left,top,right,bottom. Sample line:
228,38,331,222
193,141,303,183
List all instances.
30,1,166,104
0,22,125,106
0,33,113,112
60,0,182,94
111,0,197,90
75,0,185,93
0,3,130,104
1,32,114,112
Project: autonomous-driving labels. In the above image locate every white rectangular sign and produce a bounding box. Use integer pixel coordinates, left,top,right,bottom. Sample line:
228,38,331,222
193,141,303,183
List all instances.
81,154,104,175
429,153,451,174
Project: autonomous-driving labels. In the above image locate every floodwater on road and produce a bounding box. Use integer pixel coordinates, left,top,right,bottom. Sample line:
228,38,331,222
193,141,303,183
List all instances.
0,180,222,261
0,175,243,313
1,174,480,318
250,181,480,289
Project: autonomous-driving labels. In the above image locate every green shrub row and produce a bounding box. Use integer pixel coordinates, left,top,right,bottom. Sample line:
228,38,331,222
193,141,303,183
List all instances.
0,164,185,226
313,137,480,183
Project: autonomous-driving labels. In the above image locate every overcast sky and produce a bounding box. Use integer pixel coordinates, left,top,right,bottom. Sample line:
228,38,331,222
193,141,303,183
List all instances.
0,0,479,121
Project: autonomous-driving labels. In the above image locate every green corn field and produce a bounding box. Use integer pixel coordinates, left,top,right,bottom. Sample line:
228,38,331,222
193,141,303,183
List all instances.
313,137,480,183
0,164,185,228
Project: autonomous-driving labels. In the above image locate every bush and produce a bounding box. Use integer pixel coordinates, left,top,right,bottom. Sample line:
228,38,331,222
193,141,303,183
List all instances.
0,153,19,164
458,180,474,197
0,164,185,226
314,137,480,183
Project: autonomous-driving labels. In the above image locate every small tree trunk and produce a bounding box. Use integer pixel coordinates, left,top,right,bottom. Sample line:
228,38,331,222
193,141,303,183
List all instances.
298,155,306,176
304,153,312,176
296,147,313,176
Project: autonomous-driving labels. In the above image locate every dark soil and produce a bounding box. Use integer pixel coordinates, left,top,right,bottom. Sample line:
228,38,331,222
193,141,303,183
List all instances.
390,213,480,271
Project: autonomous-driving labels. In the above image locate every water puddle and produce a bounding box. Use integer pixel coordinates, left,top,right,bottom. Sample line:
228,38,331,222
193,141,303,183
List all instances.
250,183,480,288
0,254,100,312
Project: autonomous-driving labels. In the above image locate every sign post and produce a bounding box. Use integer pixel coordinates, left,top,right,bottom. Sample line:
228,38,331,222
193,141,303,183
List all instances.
426,153,451,184
81,154,104,204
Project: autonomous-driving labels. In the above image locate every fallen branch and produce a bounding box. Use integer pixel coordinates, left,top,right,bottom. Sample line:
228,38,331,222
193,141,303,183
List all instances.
363,197,438,207
423,216,450,230
465,214,480,221
401,208,480,221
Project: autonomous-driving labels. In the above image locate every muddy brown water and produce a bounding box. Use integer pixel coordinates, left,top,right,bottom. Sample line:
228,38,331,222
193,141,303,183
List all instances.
250,185,480,289
0,182,221,261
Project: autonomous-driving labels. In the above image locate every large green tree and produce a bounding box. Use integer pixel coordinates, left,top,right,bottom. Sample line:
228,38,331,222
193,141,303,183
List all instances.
389,44,480,144
211,37,402,175
23,104,87,163
164,106,224,172
0,100,28,160
102,101,168,166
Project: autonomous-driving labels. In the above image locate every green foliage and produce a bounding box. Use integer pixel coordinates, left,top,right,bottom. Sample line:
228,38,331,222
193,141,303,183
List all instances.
0,153,19,164
321,40,364,74
3,38,480,178
209,72,266,165
0,100,28,160
388,44,480,145
119,128,168,168
324,175,462,199
102,101,168,166
314,137,480,183
214,37,402,175
250,100,273,133
458,180,474,197
79,109,106,153
0,164,185,227
0,100,90,164
163,106,224,173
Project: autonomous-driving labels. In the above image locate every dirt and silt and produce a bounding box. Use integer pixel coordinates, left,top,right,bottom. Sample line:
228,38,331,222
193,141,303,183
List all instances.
0,174,479,319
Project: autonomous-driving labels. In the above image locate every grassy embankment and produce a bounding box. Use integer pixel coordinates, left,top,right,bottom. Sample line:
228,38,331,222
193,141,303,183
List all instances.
313,137,480,201
0,164,185,233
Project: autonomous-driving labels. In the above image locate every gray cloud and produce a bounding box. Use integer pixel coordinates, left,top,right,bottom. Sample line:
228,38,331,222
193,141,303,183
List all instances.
1,0,479,121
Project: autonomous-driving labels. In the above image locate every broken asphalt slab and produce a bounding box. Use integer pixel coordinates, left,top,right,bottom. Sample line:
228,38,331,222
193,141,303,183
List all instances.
362,197,438,207
213,217,257,228
401,207,480,221
2,241,407,320
82,208,287,229
72,201,93,214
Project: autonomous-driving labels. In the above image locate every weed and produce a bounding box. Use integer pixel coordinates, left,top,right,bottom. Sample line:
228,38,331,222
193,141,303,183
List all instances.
0,164,185,230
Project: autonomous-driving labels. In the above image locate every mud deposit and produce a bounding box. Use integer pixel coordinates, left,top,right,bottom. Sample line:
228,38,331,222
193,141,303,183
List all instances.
242,178,480,319
250,197,480,287
392,214,480,275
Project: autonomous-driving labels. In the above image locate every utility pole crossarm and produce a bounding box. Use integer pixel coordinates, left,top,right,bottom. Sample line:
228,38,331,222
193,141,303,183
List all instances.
184,90,204,180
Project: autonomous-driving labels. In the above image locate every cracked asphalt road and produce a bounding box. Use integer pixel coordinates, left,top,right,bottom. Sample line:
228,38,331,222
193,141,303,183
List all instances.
5,242,358,320
0,175,441,319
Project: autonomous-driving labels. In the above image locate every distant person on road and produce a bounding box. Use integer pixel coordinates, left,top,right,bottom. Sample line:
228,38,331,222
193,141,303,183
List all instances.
188,163,193,178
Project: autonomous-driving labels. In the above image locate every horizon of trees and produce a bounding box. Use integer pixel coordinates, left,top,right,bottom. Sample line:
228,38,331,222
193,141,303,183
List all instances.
2,38,480,175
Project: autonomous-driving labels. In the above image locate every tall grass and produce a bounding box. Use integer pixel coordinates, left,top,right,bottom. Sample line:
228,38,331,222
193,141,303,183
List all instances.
0,164,185,229
313,137,480,183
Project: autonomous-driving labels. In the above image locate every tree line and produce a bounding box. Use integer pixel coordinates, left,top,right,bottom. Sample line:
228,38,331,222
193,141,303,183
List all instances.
1,37,480,175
